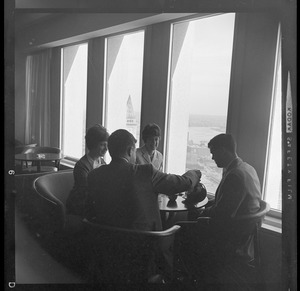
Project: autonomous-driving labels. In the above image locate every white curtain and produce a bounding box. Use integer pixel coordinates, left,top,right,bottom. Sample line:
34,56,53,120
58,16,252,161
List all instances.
25,49,52,146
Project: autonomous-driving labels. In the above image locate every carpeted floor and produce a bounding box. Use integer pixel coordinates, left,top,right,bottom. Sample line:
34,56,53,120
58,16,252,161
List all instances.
14,210,84,284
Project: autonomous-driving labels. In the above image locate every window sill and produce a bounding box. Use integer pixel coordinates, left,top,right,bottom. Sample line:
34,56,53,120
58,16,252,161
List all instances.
206,192,281,234
60,158,76,169
262,215,282,234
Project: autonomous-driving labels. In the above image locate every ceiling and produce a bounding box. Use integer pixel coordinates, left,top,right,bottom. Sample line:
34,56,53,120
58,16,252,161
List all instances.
14,13,57,31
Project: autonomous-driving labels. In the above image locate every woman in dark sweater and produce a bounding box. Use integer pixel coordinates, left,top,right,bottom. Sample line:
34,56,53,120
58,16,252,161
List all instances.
66,124,109,217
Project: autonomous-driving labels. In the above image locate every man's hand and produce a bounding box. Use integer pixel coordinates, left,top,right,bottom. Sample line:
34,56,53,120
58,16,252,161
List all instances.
185,169,202,180
184,169,202,191
194,170,202,179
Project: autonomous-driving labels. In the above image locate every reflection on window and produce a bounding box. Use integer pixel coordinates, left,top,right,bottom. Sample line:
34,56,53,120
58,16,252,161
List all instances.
104,31,144,156
60,43,88,159
166,14,235,194
263,30,282,212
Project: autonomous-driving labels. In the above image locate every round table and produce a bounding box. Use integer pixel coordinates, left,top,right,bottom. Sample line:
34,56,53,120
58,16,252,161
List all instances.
158,193,208,212
15,153,64,172
158,193,208,227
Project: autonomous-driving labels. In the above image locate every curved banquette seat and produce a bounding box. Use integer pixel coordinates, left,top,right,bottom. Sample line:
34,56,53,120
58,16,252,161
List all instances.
32,170,181,283
33,170,80,233
33,170,74,210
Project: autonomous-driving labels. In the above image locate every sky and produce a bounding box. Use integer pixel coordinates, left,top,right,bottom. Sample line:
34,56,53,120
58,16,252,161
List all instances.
109,13,236,117
184,13,235,115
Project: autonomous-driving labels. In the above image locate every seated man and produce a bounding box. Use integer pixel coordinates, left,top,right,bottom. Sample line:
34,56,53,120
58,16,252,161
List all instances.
85,129,201,281
193,133,261,219
178,134,262,284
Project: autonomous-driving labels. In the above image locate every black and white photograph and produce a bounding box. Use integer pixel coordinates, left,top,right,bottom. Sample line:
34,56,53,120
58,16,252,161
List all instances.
5,0,296,290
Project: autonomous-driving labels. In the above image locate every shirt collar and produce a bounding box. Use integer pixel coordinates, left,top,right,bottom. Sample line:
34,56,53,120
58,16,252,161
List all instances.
142,145,155,158
225,156,240,172
111,156,130,163
87,154,102,169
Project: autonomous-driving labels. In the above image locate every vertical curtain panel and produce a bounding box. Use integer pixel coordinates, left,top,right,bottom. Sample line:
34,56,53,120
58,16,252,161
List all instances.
25,49,52,146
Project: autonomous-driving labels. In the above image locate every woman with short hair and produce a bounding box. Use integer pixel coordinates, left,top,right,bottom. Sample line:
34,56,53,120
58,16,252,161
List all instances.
66,124,109,217
136,123,163,171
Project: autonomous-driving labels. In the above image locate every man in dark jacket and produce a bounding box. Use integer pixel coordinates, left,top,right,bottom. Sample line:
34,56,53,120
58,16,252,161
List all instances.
86,129,201,282
86,129,201,231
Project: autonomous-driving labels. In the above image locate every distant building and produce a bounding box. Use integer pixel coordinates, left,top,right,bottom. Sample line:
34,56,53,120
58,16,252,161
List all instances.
126,95,138,137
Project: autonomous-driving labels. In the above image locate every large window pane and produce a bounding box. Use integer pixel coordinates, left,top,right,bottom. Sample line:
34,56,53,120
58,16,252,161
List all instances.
60,43,88,159
166,14,235,195
263,30,282,212
104,30,144,157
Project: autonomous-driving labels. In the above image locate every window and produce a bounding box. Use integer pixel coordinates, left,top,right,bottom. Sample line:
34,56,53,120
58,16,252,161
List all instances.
103,30,144,161
263,27,282,214
60,43,88,160
165,14,235,195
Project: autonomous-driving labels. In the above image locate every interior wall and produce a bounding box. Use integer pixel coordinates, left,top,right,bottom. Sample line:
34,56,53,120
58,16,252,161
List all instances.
15,13,195,53
15,13,156,52
260,229,283,290
227,13,279,185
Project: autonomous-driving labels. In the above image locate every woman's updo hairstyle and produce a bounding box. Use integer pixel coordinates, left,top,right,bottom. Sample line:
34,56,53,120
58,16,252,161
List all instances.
85,124,109,151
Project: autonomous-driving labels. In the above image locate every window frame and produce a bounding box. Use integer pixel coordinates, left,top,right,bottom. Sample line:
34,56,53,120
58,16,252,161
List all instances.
102,28,146,143
59,41,89,160
261,23,282,220
164,13,236,192
164,13,282,231
56,13,282,232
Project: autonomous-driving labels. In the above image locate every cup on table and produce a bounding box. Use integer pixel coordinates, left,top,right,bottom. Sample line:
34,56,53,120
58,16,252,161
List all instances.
37,154,46,159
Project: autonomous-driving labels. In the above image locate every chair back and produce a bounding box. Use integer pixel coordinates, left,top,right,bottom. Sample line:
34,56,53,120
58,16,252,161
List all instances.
15,143,37,154
224,200,270,240
33,170,74,232
234,200,270,221
176,200,270,261
22,146,61,154
174,200,270,286
34,170,74,205
208,200,270,270
234,200,270,268
83,220,181,283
